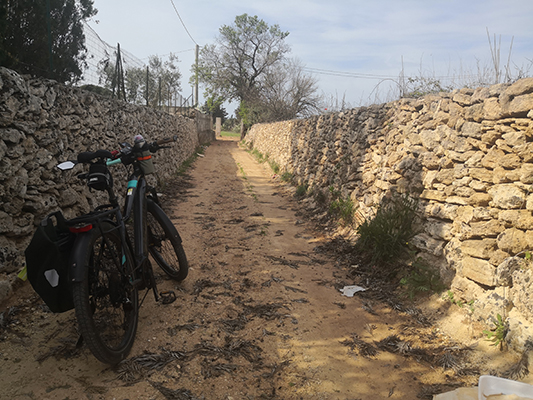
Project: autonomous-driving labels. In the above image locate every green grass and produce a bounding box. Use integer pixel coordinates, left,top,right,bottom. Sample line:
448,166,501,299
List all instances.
176,145,207,176
221,131,241,138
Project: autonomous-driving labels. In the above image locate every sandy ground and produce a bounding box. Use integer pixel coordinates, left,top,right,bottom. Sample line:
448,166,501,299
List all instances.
0,137,531,400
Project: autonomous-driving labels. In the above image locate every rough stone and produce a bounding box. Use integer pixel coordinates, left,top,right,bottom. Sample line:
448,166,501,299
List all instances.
461,256,497,286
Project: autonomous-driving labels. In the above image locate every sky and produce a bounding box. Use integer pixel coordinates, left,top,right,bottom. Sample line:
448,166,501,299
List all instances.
84,0,533,113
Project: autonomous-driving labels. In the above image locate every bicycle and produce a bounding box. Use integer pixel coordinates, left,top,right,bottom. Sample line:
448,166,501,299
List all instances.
47,135,188,364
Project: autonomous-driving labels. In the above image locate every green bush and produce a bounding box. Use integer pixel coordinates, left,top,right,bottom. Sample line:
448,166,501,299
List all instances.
329,196,356,226
295,183,308,198
355,193,419,266
280,172,293,182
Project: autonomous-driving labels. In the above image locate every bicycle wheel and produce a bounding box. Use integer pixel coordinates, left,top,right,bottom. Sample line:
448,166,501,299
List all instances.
147,199,188,281
72,222,139,364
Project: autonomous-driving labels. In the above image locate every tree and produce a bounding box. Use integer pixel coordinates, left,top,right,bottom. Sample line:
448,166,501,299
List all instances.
201,96,228,125
99,53,182,107
197,14,290,108
0,0,97,83
260,59,321,121
197,14,323,132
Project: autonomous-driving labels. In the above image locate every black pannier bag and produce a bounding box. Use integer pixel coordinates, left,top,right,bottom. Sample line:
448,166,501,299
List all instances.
25,211,75,313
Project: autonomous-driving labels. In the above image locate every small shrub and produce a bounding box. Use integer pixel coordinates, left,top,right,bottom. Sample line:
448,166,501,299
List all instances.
329,196,356,226
313,188,327,206
400,258,445,299
355,193,419,266
483,314,509,351
269,160,280,174
295,184,308,198
280,172,293,182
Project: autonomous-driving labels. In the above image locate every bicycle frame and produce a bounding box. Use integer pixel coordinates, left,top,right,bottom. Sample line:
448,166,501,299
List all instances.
68,158,160,301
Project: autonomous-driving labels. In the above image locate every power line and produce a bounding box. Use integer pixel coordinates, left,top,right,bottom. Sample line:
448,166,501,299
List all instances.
169,0,198,46
303,67,396,80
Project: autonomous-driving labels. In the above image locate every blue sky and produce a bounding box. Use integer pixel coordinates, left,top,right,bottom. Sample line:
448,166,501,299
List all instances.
86,0,533,111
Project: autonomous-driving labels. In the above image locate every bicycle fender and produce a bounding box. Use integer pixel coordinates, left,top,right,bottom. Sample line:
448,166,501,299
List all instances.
69,220,119,282
147,199,183,243
69,231,94,283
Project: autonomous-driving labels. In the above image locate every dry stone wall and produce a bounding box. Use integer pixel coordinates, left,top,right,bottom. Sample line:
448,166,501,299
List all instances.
0,67,211,301
245,78,533,349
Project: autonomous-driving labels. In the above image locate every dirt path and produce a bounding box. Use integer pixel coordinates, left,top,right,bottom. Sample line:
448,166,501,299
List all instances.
0,137,526,400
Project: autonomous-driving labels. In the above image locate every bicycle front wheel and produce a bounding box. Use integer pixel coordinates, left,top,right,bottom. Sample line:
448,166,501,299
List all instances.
72,222,139,365
147,199,188,281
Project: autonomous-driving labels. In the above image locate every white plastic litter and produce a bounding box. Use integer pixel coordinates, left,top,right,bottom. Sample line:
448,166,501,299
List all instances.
339,285,366,297
478,375,533,400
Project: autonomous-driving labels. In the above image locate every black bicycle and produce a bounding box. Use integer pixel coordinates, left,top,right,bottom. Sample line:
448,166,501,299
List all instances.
51,135,188,364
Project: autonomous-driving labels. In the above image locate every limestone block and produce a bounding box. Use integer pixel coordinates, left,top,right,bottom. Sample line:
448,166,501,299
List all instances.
461,256,497,286
495,256,524,286
445,196,469,206
464,151,484,167
488,184,526,209
467,192,492,207
510,267,533,320
468,179,488,192
465,103,484,121
436,169,455,185
502,130,527,147
489,249,510,267
420,189,447,202
456,205,475,223
504,77,533,97
411,233,445,256
498,210,533,230
419,152,440,169
519,163,533,184
470,219,505,238
497,228,529,255
483,97,503,120
419,129,444,151
425,203,459,221
455,186,475,197
460,238,497,259
443,238,463,273
461,121,483,138
482,147,521,169
424,219,454,240
472,288,513,324
469,168,493,183
481,129,501,145
506,94,533,116
450,275,486,302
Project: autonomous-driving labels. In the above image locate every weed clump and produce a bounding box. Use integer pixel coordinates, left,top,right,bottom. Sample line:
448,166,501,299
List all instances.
355,193,419,267
328,187,356,226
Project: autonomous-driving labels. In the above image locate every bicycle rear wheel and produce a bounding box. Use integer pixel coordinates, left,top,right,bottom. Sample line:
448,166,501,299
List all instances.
147,199,188,281
72,222,139,364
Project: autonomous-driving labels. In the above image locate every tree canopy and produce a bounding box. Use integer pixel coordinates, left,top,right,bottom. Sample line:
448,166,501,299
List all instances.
0,0,97,83
197,14,322,128
197,14,290,103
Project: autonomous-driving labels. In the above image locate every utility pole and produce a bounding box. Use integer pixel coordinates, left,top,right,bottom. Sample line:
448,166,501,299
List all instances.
195,44,199,108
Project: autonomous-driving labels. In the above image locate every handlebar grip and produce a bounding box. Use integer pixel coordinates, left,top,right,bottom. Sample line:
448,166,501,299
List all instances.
156,135,177,145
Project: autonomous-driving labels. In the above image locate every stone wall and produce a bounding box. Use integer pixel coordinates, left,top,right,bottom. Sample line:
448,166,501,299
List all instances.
0,67,211,301
244,78,533,349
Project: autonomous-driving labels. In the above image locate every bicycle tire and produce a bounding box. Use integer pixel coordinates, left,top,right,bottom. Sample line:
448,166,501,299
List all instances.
147,199,189,281
71,221,139,365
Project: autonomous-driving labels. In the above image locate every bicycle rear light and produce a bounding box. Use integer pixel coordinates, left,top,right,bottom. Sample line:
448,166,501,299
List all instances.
69,224,93,233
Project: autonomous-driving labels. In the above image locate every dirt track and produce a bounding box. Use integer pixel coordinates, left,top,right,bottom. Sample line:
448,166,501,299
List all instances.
0,137,525,400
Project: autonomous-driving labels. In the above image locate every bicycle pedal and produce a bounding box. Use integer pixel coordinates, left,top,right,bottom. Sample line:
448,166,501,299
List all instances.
159,290,176,304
